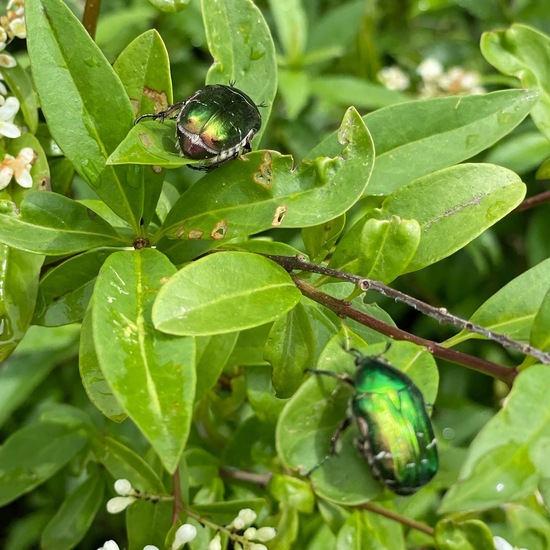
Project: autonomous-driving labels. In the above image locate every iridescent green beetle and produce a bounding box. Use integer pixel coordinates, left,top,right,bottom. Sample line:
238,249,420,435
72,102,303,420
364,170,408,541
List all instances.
309,348,438,495
135,84,262,171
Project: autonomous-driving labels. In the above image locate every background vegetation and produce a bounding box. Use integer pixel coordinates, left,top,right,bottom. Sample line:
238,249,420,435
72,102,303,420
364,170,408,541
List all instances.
1,0,550,548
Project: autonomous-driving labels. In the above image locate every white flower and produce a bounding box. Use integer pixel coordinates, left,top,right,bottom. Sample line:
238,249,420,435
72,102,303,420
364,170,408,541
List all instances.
0,96,20,137
106,495,136,514
0,147,35,190
249,545,267,550
0,53,16,69
378,66,410,91
207,534,222,550
417,58,444,82
0,81,8,97
97,541,120,550
8,18,25,39
143,546,160,550
171,523,197,549
114,478,134,496
228,508,257,530
493,536,528,550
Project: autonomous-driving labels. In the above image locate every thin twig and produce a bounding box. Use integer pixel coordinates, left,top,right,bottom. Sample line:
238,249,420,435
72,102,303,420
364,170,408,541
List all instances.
82,0,101,39
172,467,182,524
265,254,550,366
293,277,516,384
515,190,550,212
220,467,272,486
359,501,434,537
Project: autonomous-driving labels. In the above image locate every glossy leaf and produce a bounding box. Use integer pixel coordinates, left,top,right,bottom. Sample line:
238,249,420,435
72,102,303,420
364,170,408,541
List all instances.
147,0,188,13
156,107,373,242
34,248,118,326
434,518,495,550
268,0,307,63
308,89,538,195
127,500,173,550
113,29,171,227
268,475,315,513
152,251,301,336
448,257,550,345
80,308,127,422
277,334,438,505
380,163,525,273
202,0,277,145
2,63,39,134
26,0,146,230
264,302,316,398
481,24,550,140
336,509,405,550
439,365,550,513
0,244,43,361
0,419,88,506
0,325,80,427
93,436,165,494
92,249,196,472
328,215,421,283
531,287,550,351
41,469,104,550
302,214,346,264
0,191,127,255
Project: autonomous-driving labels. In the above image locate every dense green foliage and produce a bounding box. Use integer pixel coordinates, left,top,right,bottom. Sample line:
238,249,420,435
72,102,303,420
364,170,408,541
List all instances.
1,0,550,548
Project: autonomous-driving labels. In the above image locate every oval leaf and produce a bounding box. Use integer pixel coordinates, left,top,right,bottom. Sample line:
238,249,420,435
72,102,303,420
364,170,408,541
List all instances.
92,249,196,472
153,251,301,336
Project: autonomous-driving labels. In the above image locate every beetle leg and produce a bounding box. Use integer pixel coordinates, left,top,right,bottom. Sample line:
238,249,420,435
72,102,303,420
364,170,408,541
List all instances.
134,101,188,125
305,368,355,387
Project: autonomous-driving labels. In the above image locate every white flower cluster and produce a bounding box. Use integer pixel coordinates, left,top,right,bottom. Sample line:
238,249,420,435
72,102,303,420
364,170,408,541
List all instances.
0,0,26,69
208,508,276,550
493,536,528,550
377,57,485,97
104,482,276,550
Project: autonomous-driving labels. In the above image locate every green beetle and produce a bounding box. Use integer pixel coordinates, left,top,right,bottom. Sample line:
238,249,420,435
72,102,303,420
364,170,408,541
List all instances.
309,348,438,495
135,84,262,171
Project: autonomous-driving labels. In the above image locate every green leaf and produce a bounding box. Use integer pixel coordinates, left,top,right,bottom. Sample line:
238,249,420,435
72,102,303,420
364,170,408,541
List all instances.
26,0,146,230
147,0,189,13
34,248,118,326
448,257,550,345
308,89,538,195
41,468,104,550
0,325,80,428
93,435,165,494
328,215,421,283
268,0,307,63
195,332,239,401
0,419,88,506
276,335,438,505
481,24,550,140
2,63,39,134
92,249,196,472
80,308,127,422
113,29,171,227
434,518,495,550
380,163,525,273
0,191,127,255
202,0,277,145
127,500,174,550
531,287,550,351
302,214,346,264
0,244,43,361
156,107,373,242
152,251,301,336
336,509,405,550
268,474,315,513
439,365,550,513
265,302,316,398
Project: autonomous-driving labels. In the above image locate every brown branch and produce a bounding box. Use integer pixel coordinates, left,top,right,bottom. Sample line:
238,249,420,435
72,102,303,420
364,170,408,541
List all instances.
172,467,183,524
359,502,434,537
293,277,517,385
515,189,550,212
220,466,272,486
82,0,101,39
264,254,550,367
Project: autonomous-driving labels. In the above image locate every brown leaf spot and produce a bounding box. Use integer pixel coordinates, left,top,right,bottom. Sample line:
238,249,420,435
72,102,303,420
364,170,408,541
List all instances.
253,151,273,188
211,220,228,240
188,229,204,240
272,205,287,226
139,132,153,147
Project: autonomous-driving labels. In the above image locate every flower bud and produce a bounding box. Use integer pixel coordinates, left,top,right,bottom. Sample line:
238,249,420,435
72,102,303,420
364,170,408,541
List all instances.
229,508,257,530
243,527,257,540
101,541,120,550
106,496,136,514
172,523,197,549
255,527,277,542
207,533,222,550
114,479,133,496
143,546,160,550
249,545,267,550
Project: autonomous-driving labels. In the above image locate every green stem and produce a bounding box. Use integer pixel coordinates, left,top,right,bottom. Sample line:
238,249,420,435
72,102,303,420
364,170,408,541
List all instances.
360,501,434,537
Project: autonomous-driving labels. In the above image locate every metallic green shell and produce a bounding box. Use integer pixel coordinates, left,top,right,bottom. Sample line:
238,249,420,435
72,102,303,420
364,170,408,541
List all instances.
176,84,262,169
352,358,438,495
